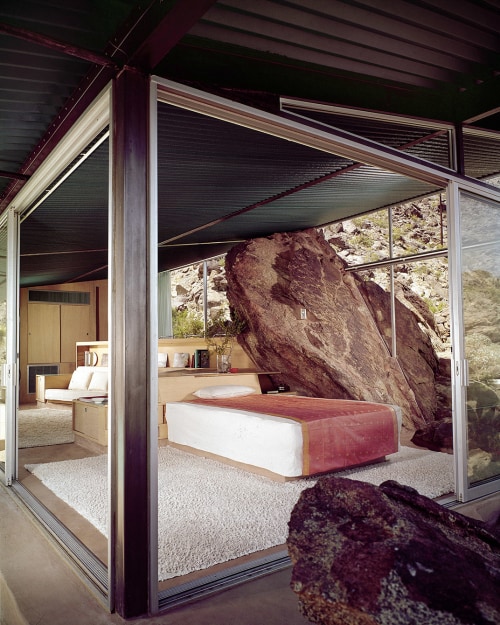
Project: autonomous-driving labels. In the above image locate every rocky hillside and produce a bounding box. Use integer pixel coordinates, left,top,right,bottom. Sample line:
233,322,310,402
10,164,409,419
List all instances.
171,191,500,386
322,196,450,354
171,194,450,353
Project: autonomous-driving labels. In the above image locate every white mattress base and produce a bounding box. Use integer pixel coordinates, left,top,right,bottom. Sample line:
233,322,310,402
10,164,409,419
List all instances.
165,402,304,477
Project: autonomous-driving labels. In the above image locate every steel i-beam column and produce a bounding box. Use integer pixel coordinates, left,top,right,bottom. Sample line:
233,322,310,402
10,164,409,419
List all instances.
109,67,157,618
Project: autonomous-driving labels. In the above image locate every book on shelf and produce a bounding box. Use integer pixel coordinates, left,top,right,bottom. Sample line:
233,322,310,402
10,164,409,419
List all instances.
194,349,210,368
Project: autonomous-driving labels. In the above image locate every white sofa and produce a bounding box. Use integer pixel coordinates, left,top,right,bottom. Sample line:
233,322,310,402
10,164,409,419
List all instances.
36,366,108,407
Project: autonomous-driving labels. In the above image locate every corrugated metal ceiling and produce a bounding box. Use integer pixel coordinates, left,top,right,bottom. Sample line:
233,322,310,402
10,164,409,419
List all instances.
191,0,497,89
1,0,499,285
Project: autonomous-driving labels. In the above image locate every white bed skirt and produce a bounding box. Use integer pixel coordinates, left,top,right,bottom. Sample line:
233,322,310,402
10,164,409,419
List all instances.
165,402,304,477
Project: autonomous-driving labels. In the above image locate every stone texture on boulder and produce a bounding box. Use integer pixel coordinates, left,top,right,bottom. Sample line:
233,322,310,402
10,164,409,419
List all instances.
359,278,439,422
225,228,431,430
287,477,500,625
411,418,453,453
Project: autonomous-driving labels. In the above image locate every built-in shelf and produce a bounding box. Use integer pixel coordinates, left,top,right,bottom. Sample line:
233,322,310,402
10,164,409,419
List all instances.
75,341,108,367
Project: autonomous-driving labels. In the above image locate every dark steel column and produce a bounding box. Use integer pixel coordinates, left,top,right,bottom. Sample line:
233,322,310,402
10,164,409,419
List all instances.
454,122,465,175
110,68,157,618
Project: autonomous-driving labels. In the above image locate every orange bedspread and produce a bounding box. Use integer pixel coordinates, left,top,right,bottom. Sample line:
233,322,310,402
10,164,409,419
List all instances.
190,395,399,476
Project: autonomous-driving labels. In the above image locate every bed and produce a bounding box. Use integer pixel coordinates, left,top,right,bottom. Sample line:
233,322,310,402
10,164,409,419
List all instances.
160,372,401,480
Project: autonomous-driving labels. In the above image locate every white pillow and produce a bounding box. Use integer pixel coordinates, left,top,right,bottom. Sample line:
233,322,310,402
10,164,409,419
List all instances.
88,370,108,391
68,367,93,390
172,352,190,367
158,352,168,367
193,385,257,399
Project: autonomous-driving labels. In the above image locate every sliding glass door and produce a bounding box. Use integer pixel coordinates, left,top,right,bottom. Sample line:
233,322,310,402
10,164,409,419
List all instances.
451,187,500,501
0,217,7,476
0,208,19,485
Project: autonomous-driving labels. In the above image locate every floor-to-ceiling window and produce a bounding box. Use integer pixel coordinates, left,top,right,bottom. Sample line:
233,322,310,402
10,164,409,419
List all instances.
5,91,111,603
0,209,18,484
3,77,500,617
0,220,8,472
154,80,456,609
451,187,500,501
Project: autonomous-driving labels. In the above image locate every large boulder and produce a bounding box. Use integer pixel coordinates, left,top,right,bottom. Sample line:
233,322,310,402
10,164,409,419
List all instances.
287,477,500,625
359,278,439,421
226,228,432,430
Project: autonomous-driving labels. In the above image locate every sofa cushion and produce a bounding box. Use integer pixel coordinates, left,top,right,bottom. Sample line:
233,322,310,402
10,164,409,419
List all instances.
68,367,93,390
88,370,108,391
45,389,106,402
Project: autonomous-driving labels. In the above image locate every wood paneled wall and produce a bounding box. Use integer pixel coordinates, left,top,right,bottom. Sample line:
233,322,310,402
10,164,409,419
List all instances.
19,280,108,404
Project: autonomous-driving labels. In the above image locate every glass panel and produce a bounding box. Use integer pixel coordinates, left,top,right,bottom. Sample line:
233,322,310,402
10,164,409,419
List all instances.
324,208,390,265
0,223,7,470
170,255,231,338
281,105,452,169
395,257,451,352
463,130,500,189
325,193,447,267
461,192,500,487
170,263,205,338
391,196,447,255
16,142,109,586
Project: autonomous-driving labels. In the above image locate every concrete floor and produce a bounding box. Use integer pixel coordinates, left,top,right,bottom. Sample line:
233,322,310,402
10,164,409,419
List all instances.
5,418,499,625
3,479,499,625
0,480,309,625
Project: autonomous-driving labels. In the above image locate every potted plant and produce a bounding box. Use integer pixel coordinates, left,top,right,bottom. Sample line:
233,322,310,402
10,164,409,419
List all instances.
205,309,246,373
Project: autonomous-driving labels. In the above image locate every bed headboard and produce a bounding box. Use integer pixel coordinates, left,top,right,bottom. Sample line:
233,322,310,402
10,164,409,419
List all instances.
158,371,262,403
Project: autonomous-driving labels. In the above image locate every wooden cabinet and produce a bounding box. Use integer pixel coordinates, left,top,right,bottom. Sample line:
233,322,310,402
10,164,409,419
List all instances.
61,305,91,362
28,304,60,363
20,281,107,405
73,399,108,448
28,301,92,364
73,398,168,450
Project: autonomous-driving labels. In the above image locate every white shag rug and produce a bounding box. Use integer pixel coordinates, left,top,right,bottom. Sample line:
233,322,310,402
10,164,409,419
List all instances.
18,408,74,447
26,445,454,581
0,408,74,450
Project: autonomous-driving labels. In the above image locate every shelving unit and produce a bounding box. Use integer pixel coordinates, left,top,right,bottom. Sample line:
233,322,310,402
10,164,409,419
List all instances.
75,341,109,367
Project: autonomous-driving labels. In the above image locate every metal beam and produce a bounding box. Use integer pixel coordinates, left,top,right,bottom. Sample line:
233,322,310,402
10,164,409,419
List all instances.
0,0,216,214
0,22,120,69
128,0,218,70
109,68,158,618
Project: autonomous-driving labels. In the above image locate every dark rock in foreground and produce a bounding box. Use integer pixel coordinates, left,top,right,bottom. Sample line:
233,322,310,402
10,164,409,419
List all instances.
287,477,500,625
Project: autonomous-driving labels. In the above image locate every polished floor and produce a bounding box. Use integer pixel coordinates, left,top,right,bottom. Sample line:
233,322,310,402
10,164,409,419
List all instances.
0,479,310,625
2,413,461,624
3,476,500,625
5,407,310,624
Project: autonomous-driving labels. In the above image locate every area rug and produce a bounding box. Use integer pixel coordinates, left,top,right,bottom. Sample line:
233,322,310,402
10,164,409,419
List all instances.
26,445,454,580
18,408,74,448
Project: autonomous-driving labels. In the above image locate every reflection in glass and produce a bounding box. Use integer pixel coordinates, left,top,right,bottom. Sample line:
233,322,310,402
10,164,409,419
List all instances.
461,192,500,486
463,128,500,189
0,226,6,467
